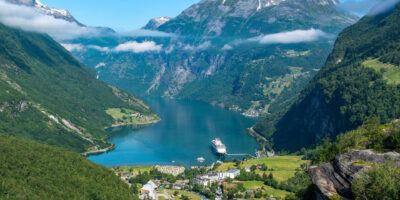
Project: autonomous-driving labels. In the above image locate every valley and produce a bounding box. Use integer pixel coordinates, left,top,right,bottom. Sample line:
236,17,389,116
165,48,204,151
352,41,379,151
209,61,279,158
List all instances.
0,0,399,199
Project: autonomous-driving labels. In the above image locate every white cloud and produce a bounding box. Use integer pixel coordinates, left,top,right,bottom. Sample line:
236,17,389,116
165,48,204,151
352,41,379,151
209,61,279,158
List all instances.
248,29,328,44
61,43,84,51
0,1,100,40
87,45,110,52
183,41,212,51
221,44,233,51
114,41,162,53
61,43,110,52
122,29,176,37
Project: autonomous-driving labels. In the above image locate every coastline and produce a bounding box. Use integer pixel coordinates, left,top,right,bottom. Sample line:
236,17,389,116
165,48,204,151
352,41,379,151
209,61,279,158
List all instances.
82,118,161,156
247,127,267,152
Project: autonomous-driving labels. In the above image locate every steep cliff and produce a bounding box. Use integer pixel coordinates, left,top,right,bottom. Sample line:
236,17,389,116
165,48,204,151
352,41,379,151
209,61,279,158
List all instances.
255,2,400,151
309,150,400,199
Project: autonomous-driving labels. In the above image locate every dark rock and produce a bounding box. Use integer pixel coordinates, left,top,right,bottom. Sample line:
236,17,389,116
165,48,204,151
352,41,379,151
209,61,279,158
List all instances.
309,150,400,199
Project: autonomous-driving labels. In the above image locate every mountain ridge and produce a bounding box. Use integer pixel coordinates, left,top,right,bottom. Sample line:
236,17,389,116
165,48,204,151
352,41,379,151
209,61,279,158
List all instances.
254,2,400,151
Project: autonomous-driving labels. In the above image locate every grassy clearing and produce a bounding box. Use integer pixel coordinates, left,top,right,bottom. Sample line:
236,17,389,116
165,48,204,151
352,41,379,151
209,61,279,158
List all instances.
241,181,292,198
164,189,202,200
216,156,308,182
106,108,158,125
363,58,400,85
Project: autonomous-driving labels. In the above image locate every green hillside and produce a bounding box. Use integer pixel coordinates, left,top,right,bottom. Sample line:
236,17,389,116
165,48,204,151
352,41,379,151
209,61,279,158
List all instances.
0,135,137,200
254,3,400,151
0,23,159,153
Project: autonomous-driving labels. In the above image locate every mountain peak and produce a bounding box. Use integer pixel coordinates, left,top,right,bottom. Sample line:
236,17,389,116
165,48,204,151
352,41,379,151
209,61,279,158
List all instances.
6,0,84,26
143,17,172,30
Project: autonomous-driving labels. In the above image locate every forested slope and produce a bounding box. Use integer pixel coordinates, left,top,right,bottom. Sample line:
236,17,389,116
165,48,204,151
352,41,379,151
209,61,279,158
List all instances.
255,3,400,151
0,23,158,152
0,135,137,200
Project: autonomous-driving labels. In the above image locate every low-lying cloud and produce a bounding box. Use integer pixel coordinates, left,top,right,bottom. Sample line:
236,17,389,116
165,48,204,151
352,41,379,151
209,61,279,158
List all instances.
248,29,328,44
62,41,163,53
114,41,163,53
0,1,100,40
122,29,176,38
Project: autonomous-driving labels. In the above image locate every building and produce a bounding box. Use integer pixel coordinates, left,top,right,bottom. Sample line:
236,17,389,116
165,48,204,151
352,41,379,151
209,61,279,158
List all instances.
245,167,251,173
140,180,157,199
218,169,240,179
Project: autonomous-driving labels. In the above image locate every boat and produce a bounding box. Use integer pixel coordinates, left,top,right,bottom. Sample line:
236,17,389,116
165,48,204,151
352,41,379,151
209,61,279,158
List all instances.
197,157,205,163
211,138,227,155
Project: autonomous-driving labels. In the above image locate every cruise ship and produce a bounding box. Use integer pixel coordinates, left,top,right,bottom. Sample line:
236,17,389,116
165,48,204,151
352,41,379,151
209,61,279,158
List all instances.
211,138,227,155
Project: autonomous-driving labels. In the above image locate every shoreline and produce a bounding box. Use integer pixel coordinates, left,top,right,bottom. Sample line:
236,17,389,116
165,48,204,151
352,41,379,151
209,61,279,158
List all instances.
82,119,161,156
247,127,267,152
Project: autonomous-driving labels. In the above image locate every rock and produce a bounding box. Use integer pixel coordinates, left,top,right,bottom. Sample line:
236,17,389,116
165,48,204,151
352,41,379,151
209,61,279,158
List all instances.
17,100,28,112
308,150,400,200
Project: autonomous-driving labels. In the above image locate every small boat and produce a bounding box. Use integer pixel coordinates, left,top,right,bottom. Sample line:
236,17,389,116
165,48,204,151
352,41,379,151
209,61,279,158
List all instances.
212,138,227,155
197,157,205,162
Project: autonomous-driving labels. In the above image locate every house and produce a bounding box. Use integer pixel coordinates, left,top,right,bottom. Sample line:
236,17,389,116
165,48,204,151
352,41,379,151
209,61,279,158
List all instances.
140,180,157,199
218,169,240,179
245,167,251,173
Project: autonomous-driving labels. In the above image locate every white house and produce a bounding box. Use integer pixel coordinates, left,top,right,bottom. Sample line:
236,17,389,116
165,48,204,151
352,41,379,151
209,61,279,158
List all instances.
140,180,157,199
245,167,251,173
217,169,240,179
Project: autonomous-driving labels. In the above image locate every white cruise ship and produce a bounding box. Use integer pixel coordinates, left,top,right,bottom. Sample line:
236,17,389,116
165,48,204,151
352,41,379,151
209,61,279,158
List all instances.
212,138,227,155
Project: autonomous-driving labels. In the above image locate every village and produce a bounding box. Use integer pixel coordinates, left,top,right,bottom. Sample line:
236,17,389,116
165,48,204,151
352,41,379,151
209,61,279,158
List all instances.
112,155,309,200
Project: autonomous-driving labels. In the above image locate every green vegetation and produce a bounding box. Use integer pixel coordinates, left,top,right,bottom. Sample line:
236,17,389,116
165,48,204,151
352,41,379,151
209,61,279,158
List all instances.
363,58,400,85
352,161,400,200
115,165,154,175
106,108,159,126
0,23,157,152
304,118,400,164
164,190,201,200
216,156,308,182
0,135,137,200
255,3,400,151
241,181,291,198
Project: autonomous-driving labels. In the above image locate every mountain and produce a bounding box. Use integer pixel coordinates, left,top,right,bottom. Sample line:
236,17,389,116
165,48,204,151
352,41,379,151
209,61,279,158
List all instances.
254,2,400,151
5,0,116,35
6,0,83,26
157,0,354,36
144,17,172,30
0,22,159,153
66,0,358,117
0,135,137,199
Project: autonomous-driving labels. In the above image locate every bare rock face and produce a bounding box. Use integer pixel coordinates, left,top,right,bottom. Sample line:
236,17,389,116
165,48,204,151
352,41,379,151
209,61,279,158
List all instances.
308,150,400,200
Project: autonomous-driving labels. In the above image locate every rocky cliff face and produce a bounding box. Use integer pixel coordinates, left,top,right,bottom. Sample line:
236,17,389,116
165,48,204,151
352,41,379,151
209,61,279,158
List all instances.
157,0,353,36
309,150,400,200
66,0,357,117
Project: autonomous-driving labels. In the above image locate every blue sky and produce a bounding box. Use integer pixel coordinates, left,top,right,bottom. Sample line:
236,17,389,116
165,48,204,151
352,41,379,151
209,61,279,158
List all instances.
39,0,376,32
40,0,200,31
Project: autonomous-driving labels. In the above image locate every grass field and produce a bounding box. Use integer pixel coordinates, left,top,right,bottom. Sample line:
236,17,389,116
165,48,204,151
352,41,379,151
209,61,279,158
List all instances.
216,156,308,182
106,108,158,125
241,181,292,198
363,58,400,85
163,189,202,200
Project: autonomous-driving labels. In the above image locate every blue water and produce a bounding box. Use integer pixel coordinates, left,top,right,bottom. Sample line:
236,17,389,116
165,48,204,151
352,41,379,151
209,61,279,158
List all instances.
88,98,259,167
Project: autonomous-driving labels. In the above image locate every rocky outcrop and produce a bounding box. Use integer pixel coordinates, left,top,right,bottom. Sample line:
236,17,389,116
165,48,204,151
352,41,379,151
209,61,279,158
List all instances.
308,150,400,200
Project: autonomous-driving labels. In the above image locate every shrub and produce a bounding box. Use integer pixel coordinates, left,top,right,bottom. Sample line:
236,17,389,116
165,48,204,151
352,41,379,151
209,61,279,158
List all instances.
352,161,400,200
